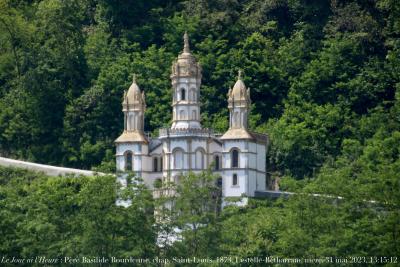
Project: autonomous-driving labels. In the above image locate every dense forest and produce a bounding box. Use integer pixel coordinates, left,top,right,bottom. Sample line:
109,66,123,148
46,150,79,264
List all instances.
0,164,399,264
0,0,399,264
0,0,398,178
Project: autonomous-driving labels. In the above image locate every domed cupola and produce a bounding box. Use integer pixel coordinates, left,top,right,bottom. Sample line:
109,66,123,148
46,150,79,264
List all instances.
228,70,251,108
115,73,147,143
171,32,202,80
221,70,253,140
123,74,146,111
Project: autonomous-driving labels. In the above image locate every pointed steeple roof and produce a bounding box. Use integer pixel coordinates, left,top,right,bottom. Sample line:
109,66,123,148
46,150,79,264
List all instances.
124,73,145,108
183,31,190,54
171,32,201,78
227,70,251,108
116,73,148,143
231,70,248,101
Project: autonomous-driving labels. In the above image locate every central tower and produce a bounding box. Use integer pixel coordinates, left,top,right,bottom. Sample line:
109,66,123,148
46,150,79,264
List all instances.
170,32,202,129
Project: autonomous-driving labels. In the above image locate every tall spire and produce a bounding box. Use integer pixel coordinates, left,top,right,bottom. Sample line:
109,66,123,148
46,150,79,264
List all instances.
170,31,202,129
115,73,148,144
183,31,190,53
221,73,252,139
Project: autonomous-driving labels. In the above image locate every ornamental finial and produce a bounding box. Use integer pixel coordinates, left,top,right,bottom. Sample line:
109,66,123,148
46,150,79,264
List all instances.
238,69,242,80
183,31,190,53
132,73,137,83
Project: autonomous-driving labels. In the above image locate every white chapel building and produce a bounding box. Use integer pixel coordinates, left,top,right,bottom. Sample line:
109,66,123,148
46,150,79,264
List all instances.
115,33,268,198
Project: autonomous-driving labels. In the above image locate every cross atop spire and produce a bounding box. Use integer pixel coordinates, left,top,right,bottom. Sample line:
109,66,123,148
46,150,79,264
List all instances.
183,31,190,53
238,69,242,80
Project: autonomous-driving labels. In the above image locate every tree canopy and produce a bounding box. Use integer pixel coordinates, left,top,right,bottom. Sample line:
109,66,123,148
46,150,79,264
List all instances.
0,0,398,178
0,0,399,262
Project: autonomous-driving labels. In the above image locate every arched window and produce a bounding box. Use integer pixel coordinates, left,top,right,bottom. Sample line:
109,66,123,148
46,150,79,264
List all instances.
128,114,134,130
181,88,186,100
232,173,238,186
190,88,196,101
233,111,239,127
192,110,196,120
231,149,239,168
134,113,139,129
125,151,132,171
195,149,204,169
179,110,186,120
216,177,222,188
174,149,184,169
153,157,158,172
160,156,163,171
214,155,220,170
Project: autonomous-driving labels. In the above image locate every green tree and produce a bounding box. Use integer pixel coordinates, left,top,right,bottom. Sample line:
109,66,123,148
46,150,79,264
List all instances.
268,99,352,178
78,174,157,258
0,167,157,259
160,170,222,258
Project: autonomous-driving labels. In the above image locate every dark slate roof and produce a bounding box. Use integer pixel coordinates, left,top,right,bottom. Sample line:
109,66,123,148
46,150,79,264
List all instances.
149,138,162,153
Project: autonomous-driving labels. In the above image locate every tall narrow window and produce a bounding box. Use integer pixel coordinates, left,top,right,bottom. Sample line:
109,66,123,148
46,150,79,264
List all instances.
233,112,239,127
128,114,134,130
153,157,158,172
195,149,204,169
190,88,196,101
232,174,238,186
181,88,186,100
160,157,163,171
214,155,220,170
179,110,186,120
174,149,183,169
231,149,239,168
126,151,133,171
216,177,222,188
134,113,139,129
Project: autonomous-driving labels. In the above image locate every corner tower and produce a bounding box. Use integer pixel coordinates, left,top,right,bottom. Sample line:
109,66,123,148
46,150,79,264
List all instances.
115,74,148,174
220,71,267,200
122,74,146,134
222,70,252,139
170,32,202,129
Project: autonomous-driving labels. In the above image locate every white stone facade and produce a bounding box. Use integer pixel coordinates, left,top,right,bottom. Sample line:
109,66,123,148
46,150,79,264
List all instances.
115,33,268,199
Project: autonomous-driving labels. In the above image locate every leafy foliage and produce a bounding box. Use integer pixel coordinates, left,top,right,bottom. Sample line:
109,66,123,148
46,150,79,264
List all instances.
0,0,399,261
0,167,157,259
0,0,398,177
